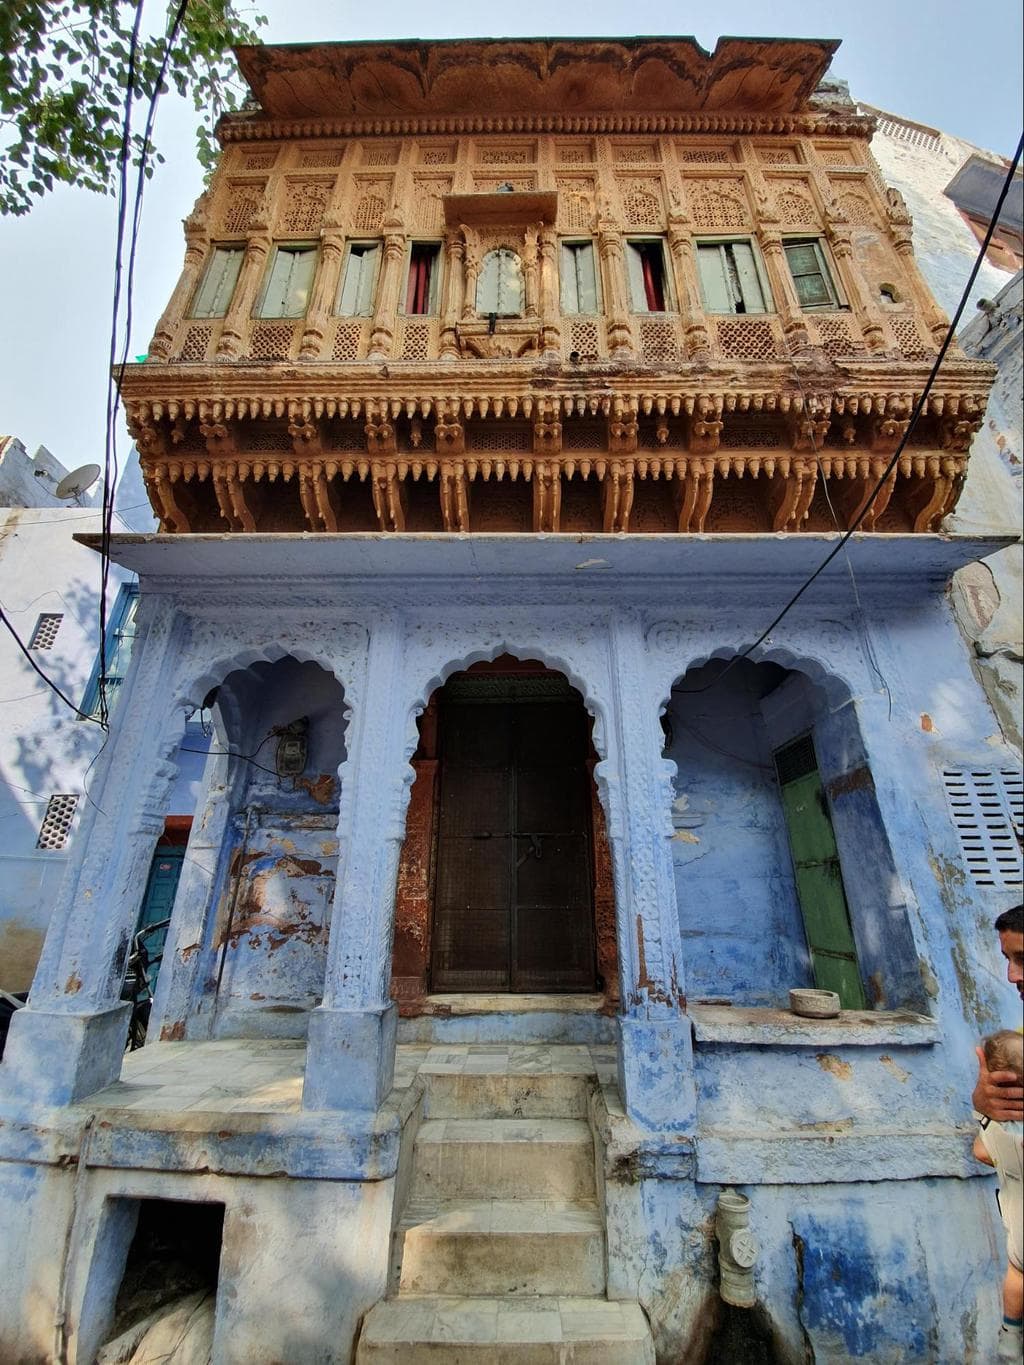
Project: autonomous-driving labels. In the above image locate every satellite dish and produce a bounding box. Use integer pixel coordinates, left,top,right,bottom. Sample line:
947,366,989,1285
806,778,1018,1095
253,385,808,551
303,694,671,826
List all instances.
54,463,102,504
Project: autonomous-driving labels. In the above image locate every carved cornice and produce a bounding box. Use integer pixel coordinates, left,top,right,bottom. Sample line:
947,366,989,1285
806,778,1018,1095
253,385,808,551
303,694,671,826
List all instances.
219,110,875,144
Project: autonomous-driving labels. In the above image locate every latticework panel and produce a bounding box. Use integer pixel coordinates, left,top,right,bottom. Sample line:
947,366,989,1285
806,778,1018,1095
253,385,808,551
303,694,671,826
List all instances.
353,193,387,233
776,191,818,227
413,176,454,231
757,146,800,164
477,144,536,164
942,769,1024,889
639,318,680,363
418,143,457,164
249,322,296,361
620,178,664,228
299,147,344,168
566,318,602,361
814,316,860,358
556,142,596,163
891,316,932,360
612,142,658,163
37,794,78,850
466,423,532,452
689,180,748,228
720,420,782,448
399,320,434,361
678,145,734,163
837,191,876,227
360,143,399,166
220,180,265,234
241,149,278,171
563,422,605,450
331,321,367,361
178,323,213,362
817,146,857,167
281,179,332,234
716,318,778,360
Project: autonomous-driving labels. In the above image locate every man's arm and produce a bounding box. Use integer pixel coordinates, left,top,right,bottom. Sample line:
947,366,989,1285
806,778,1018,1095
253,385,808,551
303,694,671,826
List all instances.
972,1046,1024,1122
972,1132,994,1165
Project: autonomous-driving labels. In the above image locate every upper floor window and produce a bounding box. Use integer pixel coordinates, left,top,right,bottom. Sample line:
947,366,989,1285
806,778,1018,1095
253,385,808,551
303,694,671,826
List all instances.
257,245,317,318
338,242,381,316
560,240,599,314
190,246,245,318
80,583,139,719
404,243,441,315
784,240,842,310
476,248,523,317
696,240,772,314
625,239,669,312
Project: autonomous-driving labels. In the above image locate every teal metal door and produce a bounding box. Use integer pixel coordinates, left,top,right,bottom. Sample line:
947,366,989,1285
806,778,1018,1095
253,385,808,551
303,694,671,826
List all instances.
135,846,184,992
775,736,866,1009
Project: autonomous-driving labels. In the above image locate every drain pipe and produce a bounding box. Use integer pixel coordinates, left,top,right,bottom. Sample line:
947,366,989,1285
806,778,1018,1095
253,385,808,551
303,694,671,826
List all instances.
716,1189,759,1307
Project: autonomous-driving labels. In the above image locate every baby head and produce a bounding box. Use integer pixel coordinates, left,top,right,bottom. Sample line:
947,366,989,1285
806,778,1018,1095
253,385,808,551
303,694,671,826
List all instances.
983,1028,1024,1081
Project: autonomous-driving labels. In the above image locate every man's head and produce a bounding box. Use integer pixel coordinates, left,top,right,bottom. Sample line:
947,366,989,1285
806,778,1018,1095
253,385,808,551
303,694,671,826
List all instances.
994,904,1024,1001
983,1028,1024,1082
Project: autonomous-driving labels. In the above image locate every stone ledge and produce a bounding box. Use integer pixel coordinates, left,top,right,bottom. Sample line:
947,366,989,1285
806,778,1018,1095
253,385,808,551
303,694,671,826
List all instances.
694,1125,981,1184
688,1004,941,1047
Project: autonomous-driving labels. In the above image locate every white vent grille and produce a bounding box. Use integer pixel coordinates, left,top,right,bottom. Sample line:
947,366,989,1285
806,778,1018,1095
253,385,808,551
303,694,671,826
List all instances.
37,794,79,850
943,769,1023,889
30,614,63,649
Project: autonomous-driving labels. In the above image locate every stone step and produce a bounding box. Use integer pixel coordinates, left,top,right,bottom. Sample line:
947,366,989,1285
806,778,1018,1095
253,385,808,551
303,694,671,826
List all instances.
396,995,616,1046
399,1200,605,1297
422,1066,595,1119
412,1118,596,1202
357,1296,655,1363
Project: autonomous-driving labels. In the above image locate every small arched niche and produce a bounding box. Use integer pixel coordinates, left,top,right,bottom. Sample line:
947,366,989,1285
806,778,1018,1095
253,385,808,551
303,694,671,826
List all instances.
663,656,927,1012
391,654,618,1011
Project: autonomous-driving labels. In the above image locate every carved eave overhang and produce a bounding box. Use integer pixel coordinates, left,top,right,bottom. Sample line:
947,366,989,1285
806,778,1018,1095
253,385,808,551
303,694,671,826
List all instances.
120,356,995,537
221,35,872,142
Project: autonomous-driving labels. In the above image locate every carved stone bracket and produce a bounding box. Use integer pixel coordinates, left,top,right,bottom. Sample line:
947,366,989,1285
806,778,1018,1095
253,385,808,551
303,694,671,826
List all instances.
769,459,818,531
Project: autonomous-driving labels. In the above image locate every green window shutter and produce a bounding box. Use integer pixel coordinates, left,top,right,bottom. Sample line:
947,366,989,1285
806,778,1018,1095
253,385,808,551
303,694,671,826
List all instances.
192,247,244,318
732,241,769,313
261,247,316,318
354,244,379,316
561,243,580,313
426,246,441,313
697,243,734,312
775,739,866,1009
785,241,837,308
477,250,523,316
625,241,649,312
575,242,598,313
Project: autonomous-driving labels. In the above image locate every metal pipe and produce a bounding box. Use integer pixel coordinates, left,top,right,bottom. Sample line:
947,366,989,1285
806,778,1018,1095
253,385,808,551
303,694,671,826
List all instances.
213,804,256,1009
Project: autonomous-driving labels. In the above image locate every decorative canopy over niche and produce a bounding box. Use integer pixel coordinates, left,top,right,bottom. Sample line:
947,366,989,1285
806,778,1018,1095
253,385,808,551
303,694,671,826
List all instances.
233,36,841,123
444,190,558,228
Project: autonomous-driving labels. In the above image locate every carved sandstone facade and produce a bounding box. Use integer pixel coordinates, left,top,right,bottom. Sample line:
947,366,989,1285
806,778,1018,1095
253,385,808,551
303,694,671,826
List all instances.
125,37,993,540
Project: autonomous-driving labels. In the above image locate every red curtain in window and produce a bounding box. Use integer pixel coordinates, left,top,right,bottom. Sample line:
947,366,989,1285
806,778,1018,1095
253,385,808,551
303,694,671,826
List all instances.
641,250,664,311
406,253,431,314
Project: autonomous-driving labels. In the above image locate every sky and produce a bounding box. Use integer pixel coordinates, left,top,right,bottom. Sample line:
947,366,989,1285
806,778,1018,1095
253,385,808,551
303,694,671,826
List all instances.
0,0,1021,469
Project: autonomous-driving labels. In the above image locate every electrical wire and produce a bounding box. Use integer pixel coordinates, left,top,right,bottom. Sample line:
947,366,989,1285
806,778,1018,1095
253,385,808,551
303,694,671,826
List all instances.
679,130,1024,698
0,605,104,725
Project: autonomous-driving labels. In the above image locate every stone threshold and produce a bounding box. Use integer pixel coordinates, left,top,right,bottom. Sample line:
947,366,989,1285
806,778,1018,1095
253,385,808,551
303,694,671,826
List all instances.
417,993,607,1016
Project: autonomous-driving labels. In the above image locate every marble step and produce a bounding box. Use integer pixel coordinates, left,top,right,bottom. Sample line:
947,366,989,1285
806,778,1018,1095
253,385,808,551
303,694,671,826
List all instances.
422,1066,595,1119
399,1200,605,1296
357,1295,655,1363
412,1118,596,1202
396,995,616,1046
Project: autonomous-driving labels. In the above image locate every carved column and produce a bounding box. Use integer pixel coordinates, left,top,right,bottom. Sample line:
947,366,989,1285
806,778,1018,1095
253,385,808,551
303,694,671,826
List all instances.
759,230,811,350
147,201,210,360
299,212,346,360
303,615,409,1111
604,612,695,1131
2,597,189,1104
439,230,465,359
596,219,634,356
890,224,951,345
537,223,562,357
824,222,886,352
368,214,407,360
216,228,272,359
522,223,540,319
461,225,480,321
667,216,711,359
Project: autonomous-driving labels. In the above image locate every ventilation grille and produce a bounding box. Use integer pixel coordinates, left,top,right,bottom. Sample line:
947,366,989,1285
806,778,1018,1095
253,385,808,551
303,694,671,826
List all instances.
37,794,79,850
30,614,63,650
775,734,818,785
943,769,1024,889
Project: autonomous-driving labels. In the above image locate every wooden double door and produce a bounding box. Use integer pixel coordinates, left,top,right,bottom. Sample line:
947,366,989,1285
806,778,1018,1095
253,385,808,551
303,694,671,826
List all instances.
430,677,597,993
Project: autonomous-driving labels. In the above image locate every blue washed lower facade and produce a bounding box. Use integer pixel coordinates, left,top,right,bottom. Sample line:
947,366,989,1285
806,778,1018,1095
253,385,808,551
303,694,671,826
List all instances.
0,532,1018,1364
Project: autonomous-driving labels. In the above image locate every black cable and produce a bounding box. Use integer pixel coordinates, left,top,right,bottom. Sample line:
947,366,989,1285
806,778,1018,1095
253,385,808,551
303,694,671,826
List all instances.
0,606,105,726
679,131,1024,698
178,745,281,779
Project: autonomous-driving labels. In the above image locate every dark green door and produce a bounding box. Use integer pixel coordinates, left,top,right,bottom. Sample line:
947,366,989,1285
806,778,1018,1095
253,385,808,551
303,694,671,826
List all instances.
775,736,865,1009
135,846,185,993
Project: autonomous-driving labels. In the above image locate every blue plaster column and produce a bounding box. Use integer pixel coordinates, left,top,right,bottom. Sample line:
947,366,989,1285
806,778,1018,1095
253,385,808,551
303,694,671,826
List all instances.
605,611,696,1132
302,614,407,1112
1,598,189,1105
